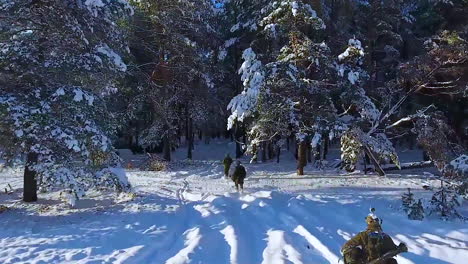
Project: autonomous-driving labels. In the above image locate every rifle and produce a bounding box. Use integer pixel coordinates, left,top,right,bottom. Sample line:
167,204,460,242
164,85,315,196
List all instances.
368,243,408,264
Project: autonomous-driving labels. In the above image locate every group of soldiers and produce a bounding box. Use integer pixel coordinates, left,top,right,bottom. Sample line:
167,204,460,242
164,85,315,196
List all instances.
221,155,407,264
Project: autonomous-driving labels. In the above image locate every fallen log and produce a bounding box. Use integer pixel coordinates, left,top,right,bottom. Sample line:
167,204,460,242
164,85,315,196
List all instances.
381,161,433,171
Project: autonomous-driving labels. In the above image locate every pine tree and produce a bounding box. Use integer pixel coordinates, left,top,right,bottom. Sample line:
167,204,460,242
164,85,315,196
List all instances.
408,199,425,221
401,188,415,213
0,0,133,203
126,0,219,161
429,180,464,220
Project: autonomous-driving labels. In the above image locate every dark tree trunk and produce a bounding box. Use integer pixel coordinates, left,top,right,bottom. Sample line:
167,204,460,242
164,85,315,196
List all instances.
23,152,38,202
363,152,368,175
315,145,321,161
297,141,307,175
276,146,281,163
235,124,243,158
323,134,329,160
286,137,290,151
242,124,247,144
294,143,298,160
203,130,210,144
163,133,171,161
268,142,274,160
191,132,195,150
307,143,312,163
235,142,242,158
364,146,385,176
423,151,430,161
187,117,193,159
261,142,267,162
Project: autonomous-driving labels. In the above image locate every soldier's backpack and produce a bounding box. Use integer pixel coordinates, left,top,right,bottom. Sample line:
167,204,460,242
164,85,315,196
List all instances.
232,165,246,181
366,231,386,261
238,165,246,179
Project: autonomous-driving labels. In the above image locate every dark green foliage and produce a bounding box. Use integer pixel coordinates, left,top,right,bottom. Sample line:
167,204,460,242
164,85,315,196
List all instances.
408,199,425,221
401,188,415,214
429,180,465,221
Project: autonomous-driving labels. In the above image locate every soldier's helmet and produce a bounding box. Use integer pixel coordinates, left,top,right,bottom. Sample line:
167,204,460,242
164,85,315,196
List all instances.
365,208,382,230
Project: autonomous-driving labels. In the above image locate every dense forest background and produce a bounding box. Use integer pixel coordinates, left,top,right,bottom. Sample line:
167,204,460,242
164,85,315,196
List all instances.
0,0,467,201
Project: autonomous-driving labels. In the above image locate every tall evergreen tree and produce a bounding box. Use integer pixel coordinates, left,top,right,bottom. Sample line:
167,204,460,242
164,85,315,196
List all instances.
0,0,133,203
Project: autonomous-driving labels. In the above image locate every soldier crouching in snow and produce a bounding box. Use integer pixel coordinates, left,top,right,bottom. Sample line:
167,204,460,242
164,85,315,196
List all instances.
341,208,407,264
229,160,246,192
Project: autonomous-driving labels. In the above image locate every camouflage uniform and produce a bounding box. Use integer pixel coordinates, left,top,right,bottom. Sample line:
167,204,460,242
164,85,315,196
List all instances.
342,215,403,264
231,161,246,191
222,154,233,177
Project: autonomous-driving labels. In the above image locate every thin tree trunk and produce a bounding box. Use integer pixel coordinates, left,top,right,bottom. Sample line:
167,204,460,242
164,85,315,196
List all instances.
235,124,242,158
307,143,312,163
323,134,329,160
268,141,274,160
297,141,307,175
23,152,38,202
203,130,210,144
163,131,171,161
321,138,327,161
191,132,195,150
363,152,368,175
276,146,281,163
364,146,385,176
261,142,267,162
294,143,298,160
187,117,193,160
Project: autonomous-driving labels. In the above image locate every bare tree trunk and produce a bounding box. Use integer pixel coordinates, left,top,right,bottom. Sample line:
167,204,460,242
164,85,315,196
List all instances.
323,134,329,160
163,131,171,161
363,152,368,175
321,138,327,161
235,124,242,158
297,141,307,175
276,146,280,163
203,130,210,144
23,152,38,202
364,146,385,176
261,142,267,162
294,143,298,160
315,144,321,162
268,141,274,160
187,117,193,160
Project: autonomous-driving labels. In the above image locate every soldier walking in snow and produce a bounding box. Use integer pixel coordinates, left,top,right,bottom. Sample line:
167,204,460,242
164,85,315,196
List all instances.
341,208,407,264
229,160,246,192
222,154,233,178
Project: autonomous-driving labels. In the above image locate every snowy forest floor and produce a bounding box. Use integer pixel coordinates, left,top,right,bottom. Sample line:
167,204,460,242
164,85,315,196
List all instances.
0,139,467,264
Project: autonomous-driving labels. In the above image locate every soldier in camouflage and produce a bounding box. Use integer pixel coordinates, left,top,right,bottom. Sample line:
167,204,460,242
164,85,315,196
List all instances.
341,209,407,264
229,160,246,192
222,154,233,178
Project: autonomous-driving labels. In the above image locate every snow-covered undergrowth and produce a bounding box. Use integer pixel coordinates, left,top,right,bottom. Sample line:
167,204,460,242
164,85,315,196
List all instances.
0,141,467,264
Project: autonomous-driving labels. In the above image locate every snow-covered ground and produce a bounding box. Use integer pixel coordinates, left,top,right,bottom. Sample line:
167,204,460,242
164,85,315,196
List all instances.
1,139,467,264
